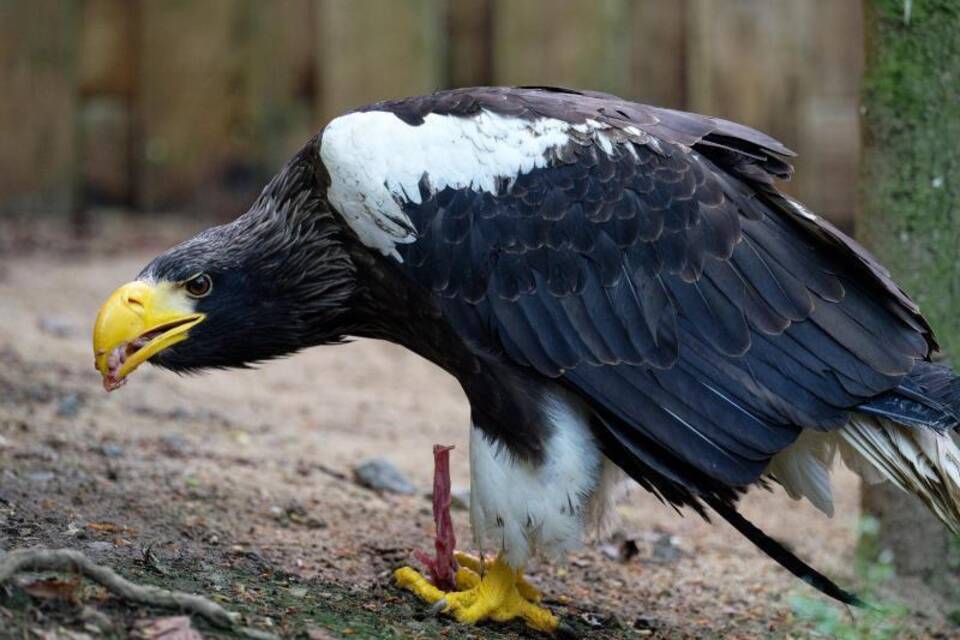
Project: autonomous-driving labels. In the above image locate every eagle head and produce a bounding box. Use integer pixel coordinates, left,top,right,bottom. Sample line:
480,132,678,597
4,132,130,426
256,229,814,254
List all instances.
92,142,357,391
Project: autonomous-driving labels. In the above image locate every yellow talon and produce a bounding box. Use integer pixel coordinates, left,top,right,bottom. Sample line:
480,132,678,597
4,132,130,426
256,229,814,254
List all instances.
394,566,447,604
394,554,559,633
453,551,542,602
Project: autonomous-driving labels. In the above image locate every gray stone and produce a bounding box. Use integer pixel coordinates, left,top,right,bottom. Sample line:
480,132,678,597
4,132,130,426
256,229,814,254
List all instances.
56,392,82,418
26,471,55,483
158,434,189,455
353,458,417,495
97,443,125,458
37,316,74,338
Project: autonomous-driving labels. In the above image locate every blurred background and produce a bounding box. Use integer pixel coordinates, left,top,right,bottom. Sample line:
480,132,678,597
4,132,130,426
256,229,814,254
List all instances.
0,0,862,229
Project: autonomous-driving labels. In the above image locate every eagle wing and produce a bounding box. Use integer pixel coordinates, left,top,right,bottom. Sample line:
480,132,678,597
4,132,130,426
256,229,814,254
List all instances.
320,87,932,494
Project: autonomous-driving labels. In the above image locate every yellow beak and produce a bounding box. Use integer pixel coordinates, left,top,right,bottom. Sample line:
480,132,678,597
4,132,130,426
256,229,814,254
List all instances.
92,280,205,391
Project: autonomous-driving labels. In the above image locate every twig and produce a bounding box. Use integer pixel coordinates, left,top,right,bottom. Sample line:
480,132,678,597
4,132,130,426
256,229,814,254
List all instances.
316,463,350,482
0,547,276,640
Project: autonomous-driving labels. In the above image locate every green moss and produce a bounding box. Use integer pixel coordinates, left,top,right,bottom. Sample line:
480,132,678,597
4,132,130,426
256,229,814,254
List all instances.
790,516,909,640
858,0,960,359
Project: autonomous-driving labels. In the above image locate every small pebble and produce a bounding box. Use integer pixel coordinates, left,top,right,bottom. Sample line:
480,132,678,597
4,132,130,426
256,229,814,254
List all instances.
167,407,191,420
305,626,339,640
56,393,82,418
579,612,611,628
159,434,189,455
651,532,682,563
599,538,640,563
97,443,125,458
38,317,74,338
353,458,417,495
634,614,658,631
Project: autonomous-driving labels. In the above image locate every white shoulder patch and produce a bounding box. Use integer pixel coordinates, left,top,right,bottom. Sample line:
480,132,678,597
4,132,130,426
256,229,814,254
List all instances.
319,109,616,260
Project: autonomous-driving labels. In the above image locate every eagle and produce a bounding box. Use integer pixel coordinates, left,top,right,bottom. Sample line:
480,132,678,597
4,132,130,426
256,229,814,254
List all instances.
93,87,960,632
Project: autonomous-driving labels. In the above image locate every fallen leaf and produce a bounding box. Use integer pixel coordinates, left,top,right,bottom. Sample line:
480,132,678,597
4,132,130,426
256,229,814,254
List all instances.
132,616,203,640
306,627,341,640
20,576,80,603
87,522,135,534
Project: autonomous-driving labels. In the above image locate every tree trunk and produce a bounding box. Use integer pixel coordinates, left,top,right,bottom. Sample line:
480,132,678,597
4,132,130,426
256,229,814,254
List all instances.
858,0,960,595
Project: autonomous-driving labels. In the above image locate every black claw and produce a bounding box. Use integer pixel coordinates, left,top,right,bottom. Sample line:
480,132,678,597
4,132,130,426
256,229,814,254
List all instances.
556,621,578,639
429,598,448,617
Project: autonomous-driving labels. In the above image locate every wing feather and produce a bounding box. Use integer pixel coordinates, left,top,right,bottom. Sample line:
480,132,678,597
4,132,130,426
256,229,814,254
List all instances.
328,87,930,493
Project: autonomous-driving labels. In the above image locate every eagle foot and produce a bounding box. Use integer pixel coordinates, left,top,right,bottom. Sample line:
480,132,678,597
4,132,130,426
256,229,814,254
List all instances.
394,551,559,634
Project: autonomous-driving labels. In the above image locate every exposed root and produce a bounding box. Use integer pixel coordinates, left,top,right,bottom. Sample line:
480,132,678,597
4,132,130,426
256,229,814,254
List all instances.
0,547,276,640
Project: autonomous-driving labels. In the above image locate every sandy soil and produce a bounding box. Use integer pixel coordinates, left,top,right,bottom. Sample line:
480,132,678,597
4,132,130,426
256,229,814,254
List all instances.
0,217,953,639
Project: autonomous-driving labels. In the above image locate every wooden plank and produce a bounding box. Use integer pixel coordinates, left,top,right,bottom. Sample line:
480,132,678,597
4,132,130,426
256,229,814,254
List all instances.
685,0,863,227
793,0,863,228
137,0,317,214
79,0,135,96
0,1,78,216
492,0,631,96
629,0,686,108
686,0,810,140
80,97,132,206
317,0,445,123
79,0,135,206
136,0,245,212
447,0,493,88
240,0,317,173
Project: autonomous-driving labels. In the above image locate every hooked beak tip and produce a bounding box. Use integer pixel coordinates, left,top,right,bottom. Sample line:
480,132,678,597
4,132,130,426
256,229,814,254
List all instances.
92,280,203,390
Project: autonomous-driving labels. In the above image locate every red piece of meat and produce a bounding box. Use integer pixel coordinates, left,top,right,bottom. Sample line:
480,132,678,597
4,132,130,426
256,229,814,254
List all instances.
413,444,458,590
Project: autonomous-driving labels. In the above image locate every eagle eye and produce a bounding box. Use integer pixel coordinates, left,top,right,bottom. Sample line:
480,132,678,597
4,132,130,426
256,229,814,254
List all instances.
184,273,212,298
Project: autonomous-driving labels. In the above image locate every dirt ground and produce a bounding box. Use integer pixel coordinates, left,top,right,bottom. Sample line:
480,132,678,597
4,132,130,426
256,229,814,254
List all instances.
0,216,955,639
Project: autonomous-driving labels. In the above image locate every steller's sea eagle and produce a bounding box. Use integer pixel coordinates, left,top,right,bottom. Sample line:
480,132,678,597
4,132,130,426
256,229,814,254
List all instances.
93,87,960,632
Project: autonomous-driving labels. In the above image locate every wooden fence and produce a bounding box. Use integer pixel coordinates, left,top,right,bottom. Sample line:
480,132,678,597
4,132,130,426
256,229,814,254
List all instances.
0,0,863,227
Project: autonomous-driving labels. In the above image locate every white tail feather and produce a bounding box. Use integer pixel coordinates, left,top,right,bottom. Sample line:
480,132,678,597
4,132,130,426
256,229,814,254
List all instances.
767,430,837,516
841,416,960,535
768,417,960,535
